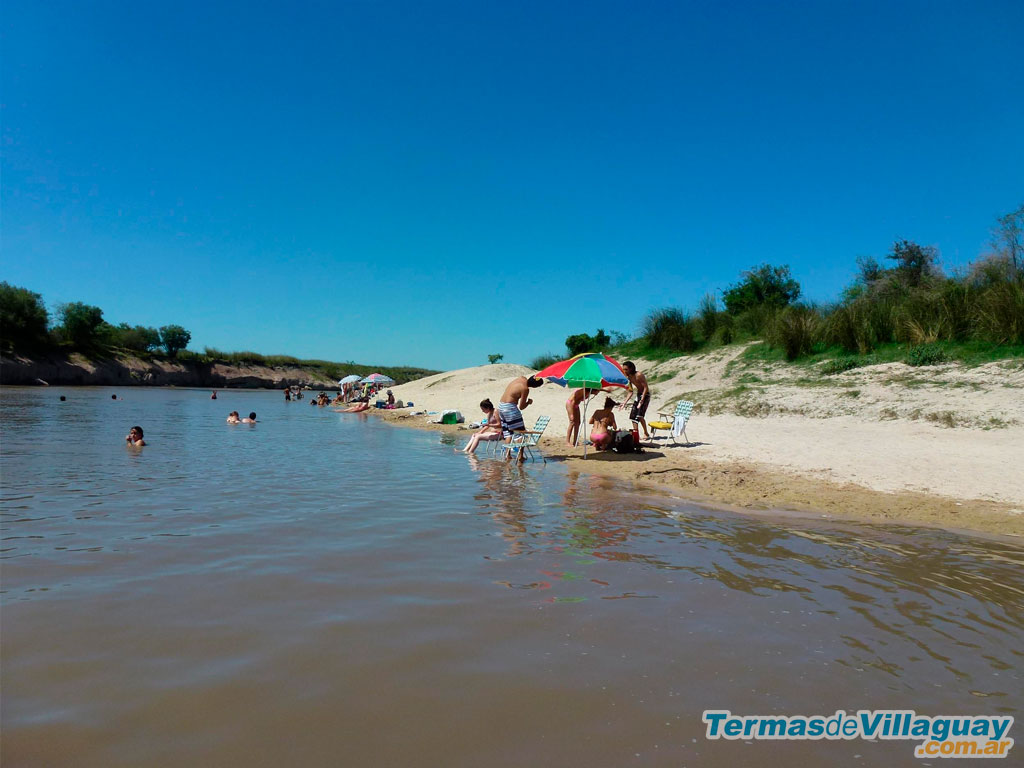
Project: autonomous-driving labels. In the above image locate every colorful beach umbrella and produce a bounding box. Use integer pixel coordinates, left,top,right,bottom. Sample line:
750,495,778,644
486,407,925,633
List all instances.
534,353,629,457
535,353,629,389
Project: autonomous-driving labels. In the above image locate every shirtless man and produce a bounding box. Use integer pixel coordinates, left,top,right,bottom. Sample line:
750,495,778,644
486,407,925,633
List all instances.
588,398,618,451
498,375,543,450
620,361,650,440
242,412,257,423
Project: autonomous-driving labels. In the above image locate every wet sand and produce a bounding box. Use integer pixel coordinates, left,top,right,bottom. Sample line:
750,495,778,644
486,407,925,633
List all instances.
374,409,1024,539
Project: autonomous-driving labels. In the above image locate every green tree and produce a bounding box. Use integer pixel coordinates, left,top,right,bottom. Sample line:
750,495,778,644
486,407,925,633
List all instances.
887,239,939,288
107,323,162,353
991,203,1023,274
723,264,801,314
57,302,106,348
487,353,504,364
565,329,610,356
0,282,50,353
159,325,191,357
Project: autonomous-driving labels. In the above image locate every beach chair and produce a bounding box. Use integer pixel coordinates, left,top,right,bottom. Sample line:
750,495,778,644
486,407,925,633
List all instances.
648,400,693,445
501,416,550,463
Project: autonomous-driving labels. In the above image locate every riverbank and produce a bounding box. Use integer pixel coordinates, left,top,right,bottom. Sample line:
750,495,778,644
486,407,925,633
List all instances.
373,356,1024,538
0,351,434,389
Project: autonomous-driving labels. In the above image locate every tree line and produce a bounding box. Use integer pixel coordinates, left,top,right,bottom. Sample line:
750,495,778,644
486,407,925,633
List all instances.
0,292,191,358
534,203,1023,367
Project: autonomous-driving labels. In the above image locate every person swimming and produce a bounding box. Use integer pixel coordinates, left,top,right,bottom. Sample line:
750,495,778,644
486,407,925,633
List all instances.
125,425,146,446
226,411,241,424
242,412,257,423
588,397,618,451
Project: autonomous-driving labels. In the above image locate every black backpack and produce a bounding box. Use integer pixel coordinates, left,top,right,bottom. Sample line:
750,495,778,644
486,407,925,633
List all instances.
613,431,639,454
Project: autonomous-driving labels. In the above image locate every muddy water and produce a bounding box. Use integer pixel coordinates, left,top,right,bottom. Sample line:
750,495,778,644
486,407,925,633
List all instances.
2,387,1021,767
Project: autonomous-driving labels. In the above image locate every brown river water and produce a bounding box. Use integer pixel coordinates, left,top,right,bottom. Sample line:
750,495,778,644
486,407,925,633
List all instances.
1,387,1021,767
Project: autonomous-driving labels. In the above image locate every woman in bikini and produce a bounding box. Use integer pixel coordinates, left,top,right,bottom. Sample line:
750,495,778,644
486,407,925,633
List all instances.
459,399,502,454
565,387,596,447
588,397,618,451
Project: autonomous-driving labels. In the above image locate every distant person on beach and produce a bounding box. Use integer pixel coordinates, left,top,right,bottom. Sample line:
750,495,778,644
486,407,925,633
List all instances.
226,411,241,424
242,412,257,423
125,425,146,447
498,375,543,445
386,389,395,407
565,388,596,447
458,399,502,454
589,398,618,451
620,361,650,440
341,400,370,413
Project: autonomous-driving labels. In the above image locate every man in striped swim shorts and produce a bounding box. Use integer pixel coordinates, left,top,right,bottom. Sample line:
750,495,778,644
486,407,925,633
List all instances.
499,374,544,459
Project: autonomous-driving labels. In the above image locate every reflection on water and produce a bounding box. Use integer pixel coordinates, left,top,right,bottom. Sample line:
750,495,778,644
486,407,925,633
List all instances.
2,387,1022,767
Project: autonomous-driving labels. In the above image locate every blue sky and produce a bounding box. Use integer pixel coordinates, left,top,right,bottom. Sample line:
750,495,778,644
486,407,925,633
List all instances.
3,1,1022,370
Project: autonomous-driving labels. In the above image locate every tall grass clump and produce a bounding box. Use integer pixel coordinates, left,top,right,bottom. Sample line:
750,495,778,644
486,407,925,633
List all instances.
529,353,561,370
765,305,821,361
643,308,697,352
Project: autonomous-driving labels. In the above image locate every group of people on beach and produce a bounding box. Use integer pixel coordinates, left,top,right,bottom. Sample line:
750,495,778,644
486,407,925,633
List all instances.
567,361,650,451
459,361,650,456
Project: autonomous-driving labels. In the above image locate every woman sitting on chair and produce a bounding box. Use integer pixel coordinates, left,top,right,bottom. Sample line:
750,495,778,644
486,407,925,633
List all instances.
458,399,502,454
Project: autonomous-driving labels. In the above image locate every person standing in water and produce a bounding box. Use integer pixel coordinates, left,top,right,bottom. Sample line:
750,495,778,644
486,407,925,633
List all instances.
498,375,543,442
125,426,146,446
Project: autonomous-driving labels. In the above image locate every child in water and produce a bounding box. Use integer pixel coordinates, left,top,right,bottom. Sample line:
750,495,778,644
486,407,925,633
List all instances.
226,411,241,424
125,426,146,446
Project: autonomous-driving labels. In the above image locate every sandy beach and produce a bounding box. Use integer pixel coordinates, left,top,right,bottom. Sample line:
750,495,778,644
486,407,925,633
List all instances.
379,351,1024,538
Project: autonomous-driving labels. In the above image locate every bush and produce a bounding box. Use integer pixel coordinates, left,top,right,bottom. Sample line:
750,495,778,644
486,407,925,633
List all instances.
765,305,820,361
723,264,801,315
716,313,735,345
973,276,1024,344
699,294,718,340
820,357,866,375
643,308,697,352
822,296,895,354
487,353,504,364
905,343,947,367
529,353,561,370
0,282,50,353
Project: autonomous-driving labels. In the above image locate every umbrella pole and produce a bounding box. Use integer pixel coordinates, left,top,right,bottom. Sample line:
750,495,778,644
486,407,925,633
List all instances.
582,392,591,459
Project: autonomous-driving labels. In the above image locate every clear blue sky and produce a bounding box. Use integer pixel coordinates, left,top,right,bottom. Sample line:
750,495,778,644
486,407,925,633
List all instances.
3,1,1022,370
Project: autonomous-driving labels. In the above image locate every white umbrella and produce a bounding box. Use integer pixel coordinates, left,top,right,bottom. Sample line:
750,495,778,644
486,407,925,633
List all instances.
338,374,361,385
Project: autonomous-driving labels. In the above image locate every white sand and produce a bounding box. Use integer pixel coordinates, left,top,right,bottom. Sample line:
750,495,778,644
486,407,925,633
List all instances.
392,354,1024,509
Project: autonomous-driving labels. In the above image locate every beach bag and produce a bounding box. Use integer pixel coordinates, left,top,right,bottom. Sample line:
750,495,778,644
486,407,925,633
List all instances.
613,431,635,454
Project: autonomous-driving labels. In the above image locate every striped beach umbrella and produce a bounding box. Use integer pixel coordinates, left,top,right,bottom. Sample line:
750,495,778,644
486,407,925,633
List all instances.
534,352,629,389
360,373,395,384
534,353,629,457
